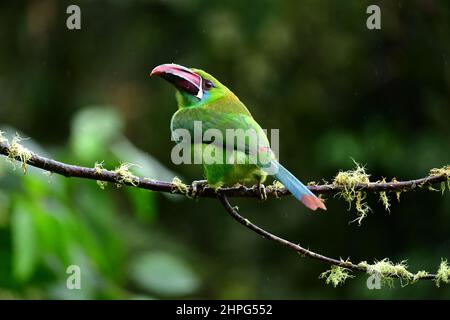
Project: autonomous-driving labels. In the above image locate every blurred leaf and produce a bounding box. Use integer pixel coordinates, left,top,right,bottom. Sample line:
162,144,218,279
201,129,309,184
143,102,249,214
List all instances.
74,184,125,278
126,188,157,223
23,174,50,199
0,191,9,227
70,106,123,162
12,202,38,282
129,252,200,296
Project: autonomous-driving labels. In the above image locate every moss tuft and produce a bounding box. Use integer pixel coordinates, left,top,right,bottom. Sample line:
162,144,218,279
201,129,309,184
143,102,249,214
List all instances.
6,134,33,174
114,163,138,187
97,180,108,190
430,166,450,193
267,180,285,199
319,265,354,287
94,161,105,174
270,180,285,189
93,162,107,189
171,176,189,195
352,192,371,224
378,179,391,212
427,185,440,192
379,192,390,212
358,259,415,287
333,161,371,224
435,259,450,288
429,165,450,177
412,270,429,283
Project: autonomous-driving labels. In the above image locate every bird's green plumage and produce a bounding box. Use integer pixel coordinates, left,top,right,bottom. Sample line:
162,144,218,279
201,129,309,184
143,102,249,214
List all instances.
170,69,271,188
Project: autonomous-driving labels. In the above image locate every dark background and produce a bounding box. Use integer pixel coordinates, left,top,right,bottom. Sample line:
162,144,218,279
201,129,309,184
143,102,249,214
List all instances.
0,0,449,299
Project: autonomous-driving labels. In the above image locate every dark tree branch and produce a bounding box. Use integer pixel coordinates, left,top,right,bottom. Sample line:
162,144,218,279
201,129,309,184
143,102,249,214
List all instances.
0,141,447,199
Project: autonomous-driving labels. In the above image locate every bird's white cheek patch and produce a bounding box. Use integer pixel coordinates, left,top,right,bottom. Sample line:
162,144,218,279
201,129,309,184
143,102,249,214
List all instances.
195,78,203,99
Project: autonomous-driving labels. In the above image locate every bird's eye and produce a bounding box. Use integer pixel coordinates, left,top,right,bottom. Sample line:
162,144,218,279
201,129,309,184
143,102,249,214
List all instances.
203,79,215,90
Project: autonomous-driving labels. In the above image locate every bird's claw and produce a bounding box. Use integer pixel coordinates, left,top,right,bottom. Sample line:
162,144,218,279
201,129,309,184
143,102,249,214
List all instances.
258,183,267,201
190,179,208,198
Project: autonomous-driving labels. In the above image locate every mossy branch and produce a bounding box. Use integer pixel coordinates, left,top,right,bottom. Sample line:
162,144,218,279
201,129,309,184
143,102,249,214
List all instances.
0,140,448,200
0,134,449,287
218,192,447,287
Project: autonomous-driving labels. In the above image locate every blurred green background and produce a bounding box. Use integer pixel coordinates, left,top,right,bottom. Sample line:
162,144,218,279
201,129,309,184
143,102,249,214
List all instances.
0,0,449,299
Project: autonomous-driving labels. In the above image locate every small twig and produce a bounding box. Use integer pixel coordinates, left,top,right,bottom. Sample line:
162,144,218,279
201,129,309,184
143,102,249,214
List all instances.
217,192,437,281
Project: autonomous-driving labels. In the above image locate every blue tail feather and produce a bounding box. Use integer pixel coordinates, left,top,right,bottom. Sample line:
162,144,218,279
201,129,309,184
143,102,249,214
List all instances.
270,159,316,202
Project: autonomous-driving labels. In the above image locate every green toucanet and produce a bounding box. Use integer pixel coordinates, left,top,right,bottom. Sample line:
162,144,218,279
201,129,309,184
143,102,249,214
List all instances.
150,63,326,211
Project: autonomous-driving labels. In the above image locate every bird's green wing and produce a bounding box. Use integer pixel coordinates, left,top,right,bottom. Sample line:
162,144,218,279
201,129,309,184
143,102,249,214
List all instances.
170,107,271,154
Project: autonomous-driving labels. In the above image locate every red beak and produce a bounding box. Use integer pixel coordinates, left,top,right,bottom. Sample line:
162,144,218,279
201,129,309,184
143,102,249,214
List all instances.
150,63,203,99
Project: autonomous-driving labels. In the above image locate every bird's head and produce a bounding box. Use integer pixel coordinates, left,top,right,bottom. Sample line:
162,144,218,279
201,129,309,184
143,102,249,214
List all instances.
150,63,230,108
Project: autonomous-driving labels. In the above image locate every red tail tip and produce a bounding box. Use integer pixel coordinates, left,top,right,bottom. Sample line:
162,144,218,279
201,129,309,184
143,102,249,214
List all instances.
301,195,327,211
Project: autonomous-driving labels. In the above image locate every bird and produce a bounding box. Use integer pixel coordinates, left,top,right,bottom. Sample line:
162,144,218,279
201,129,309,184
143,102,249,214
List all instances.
150,63,326,211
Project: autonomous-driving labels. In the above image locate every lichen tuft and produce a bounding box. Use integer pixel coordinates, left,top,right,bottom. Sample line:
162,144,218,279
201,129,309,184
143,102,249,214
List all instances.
97,180,108,190
94,161,105,174
271,180,285,189
171,176,189,196
267,180,285,199
93,162,107,189
429,165,450,178
378,179,391,213
358,258,414,287
333,161,371,224
319,265,354,287
430,165,450,193
412,270,429,284
435,259,450,288
379,192,390,212
114,163,139,187
6,133,33,174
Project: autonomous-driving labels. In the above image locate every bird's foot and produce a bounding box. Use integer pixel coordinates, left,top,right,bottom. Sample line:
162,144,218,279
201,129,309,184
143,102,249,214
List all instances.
257,183,268,201
190,179,208,198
